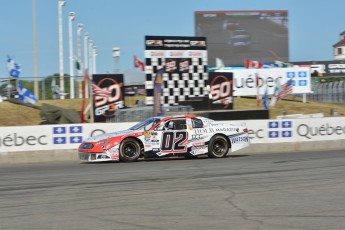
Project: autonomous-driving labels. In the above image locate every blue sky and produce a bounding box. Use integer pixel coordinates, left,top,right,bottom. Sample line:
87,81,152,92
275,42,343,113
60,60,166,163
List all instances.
0,0,344,80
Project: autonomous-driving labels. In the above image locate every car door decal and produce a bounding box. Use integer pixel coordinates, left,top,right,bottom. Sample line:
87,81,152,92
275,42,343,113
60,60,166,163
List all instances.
161,131,188,153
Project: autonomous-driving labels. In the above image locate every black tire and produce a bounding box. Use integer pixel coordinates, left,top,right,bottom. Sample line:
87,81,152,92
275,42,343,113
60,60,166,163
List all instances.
119,138,141,162
208,135,229,158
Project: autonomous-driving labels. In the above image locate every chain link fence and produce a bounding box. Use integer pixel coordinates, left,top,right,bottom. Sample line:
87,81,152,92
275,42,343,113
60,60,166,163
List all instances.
0,76,87,100
306,78,345,104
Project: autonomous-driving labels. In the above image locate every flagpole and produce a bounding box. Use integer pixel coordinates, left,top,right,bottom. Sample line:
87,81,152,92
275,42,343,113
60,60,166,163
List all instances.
255,73,261,106
68,12,76,99
81,32,88,99
33,0,39,99
58,0,66,99
77,23,83,98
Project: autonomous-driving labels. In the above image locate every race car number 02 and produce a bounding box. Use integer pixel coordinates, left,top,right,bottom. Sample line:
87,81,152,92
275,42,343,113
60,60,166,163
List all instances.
161,131,188,153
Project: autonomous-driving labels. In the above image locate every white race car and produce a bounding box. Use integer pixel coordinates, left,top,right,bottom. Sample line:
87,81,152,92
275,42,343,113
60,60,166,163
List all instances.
78,115,250,162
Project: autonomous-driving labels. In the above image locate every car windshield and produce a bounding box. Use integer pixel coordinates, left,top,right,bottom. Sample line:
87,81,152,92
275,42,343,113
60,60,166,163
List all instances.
129,117,162,131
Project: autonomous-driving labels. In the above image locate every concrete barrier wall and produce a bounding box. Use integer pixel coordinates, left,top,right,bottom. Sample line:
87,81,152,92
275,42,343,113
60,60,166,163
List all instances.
1,140,345,164
1,117,345,164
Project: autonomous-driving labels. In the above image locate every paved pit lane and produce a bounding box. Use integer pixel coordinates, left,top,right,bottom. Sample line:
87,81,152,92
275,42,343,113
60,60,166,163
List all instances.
1,150,345,230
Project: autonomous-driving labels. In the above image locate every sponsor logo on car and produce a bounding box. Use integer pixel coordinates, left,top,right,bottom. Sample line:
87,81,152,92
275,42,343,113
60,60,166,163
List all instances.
192,142,205,147
231,136,249,144
191,134,204,140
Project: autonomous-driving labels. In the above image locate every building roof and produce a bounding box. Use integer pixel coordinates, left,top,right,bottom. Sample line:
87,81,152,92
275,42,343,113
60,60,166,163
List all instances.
333,39,345,48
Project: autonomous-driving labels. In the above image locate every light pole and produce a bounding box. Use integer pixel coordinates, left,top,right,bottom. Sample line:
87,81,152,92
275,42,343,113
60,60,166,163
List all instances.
77,23,83,98
80,32,88,99
58,0,66,99
33,0,39,99
112,47,120,73
89,40,93,76
68,12,75,99
84,32,89,71
93,45,97,74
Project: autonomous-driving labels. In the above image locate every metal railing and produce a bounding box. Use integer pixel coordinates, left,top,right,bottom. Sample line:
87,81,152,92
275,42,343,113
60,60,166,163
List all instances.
306,79,345,104
0,76,87,100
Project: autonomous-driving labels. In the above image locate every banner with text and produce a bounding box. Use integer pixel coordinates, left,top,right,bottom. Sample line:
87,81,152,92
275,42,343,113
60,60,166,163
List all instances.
217,67,311,96
92,74,125,122
208,72,233,110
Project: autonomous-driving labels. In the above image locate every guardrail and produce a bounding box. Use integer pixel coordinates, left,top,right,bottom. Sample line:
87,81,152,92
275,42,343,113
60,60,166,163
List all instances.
1,117,345,163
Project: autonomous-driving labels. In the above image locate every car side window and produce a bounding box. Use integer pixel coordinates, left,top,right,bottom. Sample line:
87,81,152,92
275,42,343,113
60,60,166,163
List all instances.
172,119,187,130
192,118,203,128
155,119,188,131
155,121,168,131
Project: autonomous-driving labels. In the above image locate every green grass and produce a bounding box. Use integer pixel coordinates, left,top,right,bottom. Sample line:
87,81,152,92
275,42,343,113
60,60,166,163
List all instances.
0,96,344,126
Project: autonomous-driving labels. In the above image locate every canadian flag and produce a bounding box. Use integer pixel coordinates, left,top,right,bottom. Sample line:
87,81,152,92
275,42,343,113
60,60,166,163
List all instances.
134,55,145,71
245,59,263,69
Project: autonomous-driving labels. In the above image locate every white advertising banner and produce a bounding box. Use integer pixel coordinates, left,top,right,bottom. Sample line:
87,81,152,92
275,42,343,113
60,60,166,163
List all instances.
217,67,311,96
0,122,136,153
1,117,345,153
224,117,345,143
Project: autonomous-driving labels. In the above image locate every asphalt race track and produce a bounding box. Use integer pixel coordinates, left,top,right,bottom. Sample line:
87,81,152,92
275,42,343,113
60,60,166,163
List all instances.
1,150,345,230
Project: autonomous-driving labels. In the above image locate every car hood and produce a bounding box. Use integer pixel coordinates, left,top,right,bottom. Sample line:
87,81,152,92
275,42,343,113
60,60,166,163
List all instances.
84,129,140,142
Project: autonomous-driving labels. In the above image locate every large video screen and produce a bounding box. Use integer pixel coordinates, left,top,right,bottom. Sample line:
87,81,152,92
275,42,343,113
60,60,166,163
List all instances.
195,10,289,67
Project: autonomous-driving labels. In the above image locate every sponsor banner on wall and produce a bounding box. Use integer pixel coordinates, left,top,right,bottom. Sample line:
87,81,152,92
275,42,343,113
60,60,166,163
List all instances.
208,72,233,110
0,123,137,153
224,117,345,143
1,117,345,153
92,74,125,122
217,67,311,96
292,60,345,76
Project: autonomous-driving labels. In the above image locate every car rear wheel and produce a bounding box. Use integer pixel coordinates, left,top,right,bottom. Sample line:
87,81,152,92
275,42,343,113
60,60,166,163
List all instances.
119,138,141,162
208,135,229,158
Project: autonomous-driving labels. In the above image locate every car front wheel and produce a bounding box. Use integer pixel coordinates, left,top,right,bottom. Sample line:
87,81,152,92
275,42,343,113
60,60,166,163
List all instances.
208,135,229,158
119,138,141,162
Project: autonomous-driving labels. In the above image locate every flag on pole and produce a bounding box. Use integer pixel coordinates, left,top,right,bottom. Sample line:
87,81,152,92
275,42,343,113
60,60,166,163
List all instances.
17,82,38,104
245,59,262,69
262,61,274,68
277,79,293,99
216,57,225,69
80,69,89,123
7,56,21,78
255,73,261,106
270,78,281,107
51,78,68,98
270,79,293,106
134,55,145,71
262,87,269,110
75,60,81,71
274,60,293,68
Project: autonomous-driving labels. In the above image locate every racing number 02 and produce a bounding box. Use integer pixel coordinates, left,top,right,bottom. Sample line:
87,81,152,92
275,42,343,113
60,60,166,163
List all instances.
161,131,188,153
